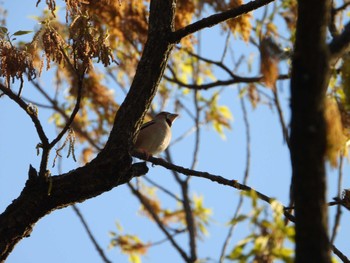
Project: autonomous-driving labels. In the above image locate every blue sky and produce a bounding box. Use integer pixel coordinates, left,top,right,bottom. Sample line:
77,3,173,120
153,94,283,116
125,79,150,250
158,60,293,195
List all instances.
1,1,350,263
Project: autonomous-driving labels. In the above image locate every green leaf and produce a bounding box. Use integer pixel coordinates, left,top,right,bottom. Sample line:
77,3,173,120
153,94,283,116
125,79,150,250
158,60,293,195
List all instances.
13,30,33,36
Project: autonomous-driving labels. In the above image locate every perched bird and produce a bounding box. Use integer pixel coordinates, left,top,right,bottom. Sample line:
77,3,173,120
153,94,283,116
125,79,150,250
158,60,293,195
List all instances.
134,112,178,156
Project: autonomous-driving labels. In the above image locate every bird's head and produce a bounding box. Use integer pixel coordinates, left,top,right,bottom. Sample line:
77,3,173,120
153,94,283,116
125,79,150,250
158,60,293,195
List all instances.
155,112,179,127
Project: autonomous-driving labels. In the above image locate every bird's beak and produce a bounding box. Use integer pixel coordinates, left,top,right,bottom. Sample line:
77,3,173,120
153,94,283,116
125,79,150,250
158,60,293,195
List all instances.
168,113,179,122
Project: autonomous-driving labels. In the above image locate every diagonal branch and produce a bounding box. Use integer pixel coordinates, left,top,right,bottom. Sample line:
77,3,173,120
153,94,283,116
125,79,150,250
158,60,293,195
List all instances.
72,205,112,263
128,183,190,262
329,21,350,64
132,152,273,205
0,83,49,147
170,0,275,43
219,87,252,262
0,0,177,260
30,80,102,150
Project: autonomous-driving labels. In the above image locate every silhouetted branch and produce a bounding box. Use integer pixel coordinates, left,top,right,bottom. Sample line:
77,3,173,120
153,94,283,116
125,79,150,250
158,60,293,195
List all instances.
132,152,273,205
332,244,350,263
330,156,344,244
272,87,290,148
219,87,252,262
72,205,112,263
31,80,102,150
0,83,49,147
128,183,190,262
329,21,350,64
170,0,275,43
181,181,197,262
143,176,183,202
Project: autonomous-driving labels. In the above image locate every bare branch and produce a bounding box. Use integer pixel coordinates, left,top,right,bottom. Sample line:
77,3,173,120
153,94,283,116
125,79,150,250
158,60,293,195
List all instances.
170,0,275,43
143,176,183,202
49,45,85,149
219,87,252,262
181,181,197,262
329,21,350,64
272,87,290,148
30,80,102,150
128,183,190,262
0,83,50,151
72,205,112,263
165,69,289,90
132,152,273,205
330,156,344,244
332,244,350,263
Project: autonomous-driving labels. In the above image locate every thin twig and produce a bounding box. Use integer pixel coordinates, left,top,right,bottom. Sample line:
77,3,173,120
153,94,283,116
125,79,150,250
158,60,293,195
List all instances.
219,88,251,262
330,156,344,244
55,141,110,263
22,97,54,109
149,230,186,247
220,31,231,63
128,183,190,262
190,43,201,171
165,150,183,185
0,83,50,177
143,176,183,202
0,83,49,146
31,80,102,150
181,181,197,262
272,87,290,148
72,205,112,263
49,46,85,149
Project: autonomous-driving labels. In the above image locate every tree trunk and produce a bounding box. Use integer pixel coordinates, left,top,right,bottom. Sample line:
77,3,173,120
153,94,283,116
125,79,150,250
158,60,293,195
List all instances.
290,0,332,262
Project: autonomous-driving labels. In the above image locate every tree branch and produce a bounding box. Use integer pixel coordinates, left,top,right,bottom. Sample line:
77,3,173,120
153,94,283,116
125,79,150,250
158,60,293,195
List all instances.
0,0,177,260
132,152,273,205
169,0,275,43
30,80,102,150
0,83,49,147
219,88,252,262
72,205,112,263
329,21,350,64
330,156,344,244
128,183,190,262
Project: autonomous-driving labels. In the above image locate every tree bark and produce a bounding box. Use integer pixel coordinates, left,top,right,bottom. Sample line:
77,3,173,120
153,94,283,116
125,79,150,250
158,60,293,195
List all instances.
290,0,332,262
0,0,176,261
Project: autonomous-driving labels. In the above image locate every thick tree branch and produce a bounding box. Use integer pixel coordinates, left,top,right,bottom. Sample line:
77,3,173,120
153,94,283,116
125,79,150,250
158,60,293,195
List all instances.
169,0,274,43
0,0,176,261
0,159,148,261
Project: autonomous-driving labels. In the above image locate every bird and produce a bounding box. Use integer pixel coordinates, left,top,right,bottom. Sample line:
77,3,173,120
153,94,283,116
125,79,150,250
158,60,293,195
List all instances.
134,111,178,156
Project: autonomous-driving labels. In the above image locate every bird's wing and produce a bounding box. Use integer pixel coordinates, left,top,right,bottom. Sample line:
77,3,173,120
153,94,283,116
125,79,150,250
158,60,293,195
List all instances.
140,120,155,130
